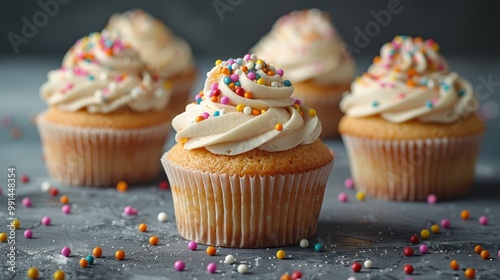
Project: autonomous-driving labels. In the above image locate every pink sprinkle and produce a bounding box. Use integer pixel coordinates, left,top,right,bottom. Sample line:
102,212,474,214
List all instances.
206,90,213,98
41,216,51,226
22,197,32,207
294,99,301,105
427,194,438,204
124,206,137,215
24,230,33,239
230,74,239,82
201,112,210,119
195,94,202,101
62,205,71,214
441,219,451,229
102,88,109,95
398,93,406,99
344,178,354,189
380,82,386,88
497,250,500,258
61,247,71,257
419,244,428,254
211,83,218,90
247,72,256,81
431,98,439,105
65,83,74,90
479,215,489,225
337,192,348,203
227,59,235,65
244,54,251,61
207,263,217,273
115,75,124,82
188,241,198,251
276,69,284,77
220,96,229,105
174,260,185,271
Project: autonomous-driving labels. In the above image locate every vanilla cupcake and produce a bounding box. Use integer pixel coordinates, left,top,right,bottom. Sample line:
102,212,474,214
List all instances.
161,54,334,248
252,9,355,138
339,36,485,201
37,32,172,187
105,10,197,116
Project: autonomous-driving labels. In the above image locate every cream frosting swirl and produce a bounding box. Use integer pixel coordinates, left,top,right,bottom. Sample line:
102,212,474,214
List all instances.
105,9,194,77
172,54,321,155
40,33,171,113
251,9,355,85
340,36,479,123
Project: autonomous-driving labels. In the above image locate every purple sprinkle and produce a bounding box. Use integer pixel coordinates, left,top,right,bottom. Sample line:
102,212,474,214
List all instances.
337,192,348,203
276,69,284,77
247,72,256,81
479,215,489,225
188,241,198,251
230,74,239,82
427,194,438,204
441,219,451,229
344,178,355,189
24,230,33,239
41,216,51,226
123,206,137,215
22,197,32,207
207,262,217,273
61,246,71,257
174,260,185,271
220,96,229,105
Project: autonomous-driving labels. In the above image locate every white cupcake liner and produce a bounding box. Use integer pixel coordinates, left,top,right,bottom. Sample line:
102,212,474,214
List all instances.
37,113,170,187
161,156,333,248
342,134,483,201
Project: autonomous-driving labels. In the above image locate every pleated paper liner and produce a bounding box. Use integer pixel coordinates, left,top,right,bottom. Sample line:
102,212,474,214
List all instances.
162,156,333,248
37,113,170,187
342,134,483,201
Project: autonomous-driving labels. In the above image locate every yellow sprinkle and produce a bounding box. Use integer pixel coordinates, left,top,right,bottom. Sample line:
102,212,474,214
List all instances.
293,104,301,111
257,78,266,85
0,232,7,242
355,77,362,83
275,123,283,131
162,80,172,89
432,43,440,52
431,224,440,233
356,191,365,201
256,59,265,66
215,59,222,66
276,250,286,259
12,219,20,229
261,109,267,114
420,229,430,239
236,104,245,112
308,109,317,117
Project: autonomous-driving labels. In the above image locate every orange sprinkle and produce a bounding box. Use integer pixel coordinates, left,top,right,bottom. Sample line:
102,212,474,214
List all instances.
407,68,417,77
116,181,128,193
480,250,490,259
115,250,125,260
275,123,283,131
464,268,475,279
406,80,416,87
461,210,470,220
105,49,113,56
195,116,205,122
149,236,159,245
244,92,253,99
241,66,248,72
450,260,459,270
79,258,89,268
373,56,381,63
267,70,275,76
229,83,235,90
252,109,260,116
474,245,483,253
59,195,69,205
206,246,217,256
221,68,230,75
138,223,147,232
210,96,218,102
93,247,103,258
414,37,423,43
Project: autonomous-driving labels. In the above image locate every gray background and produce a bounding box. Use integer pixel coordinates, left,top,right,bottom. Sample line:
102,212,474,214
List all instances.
1,0,500,56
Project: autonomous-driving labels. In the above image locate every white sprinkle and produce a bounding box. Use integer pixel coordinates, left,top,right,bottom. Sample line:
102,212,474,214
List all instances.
250,54,258,62
364,260,373,268
41,181,51,192
271,81,278,87
219,109,226,116
243,106,252,115
299,239,309,248
231,63,240,70
246,62,255,70
237,264,249,274
255,64,262,70
157,212,168,222
224,254,235,264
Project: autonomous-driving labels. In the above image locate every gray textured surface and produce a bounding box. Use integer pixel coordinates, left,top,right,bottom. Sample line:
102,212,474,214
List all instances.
0,55,500,280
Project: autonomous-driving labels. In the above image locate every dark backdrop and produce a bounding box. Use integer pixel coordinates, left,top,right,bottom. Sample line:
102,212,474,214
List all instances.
1,0,500,57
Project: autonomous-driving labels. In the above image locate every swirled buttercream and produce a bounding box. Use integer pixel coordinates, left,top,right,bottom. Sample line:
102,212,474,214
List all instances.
340,36,478,123
40,32,171,113
172,54,321,155
105,9,194,76
251,9,355,85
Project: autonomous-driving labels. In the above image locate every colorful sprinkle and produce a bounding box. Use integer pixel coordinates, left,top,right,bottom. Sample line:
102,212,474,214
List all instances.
79,258,89,268
479,215,489,225
420,229,430,240
27,267,39,279
116,181,128,192
149,235,159,245
276,249,286,259
207,262,217,273
115,250,125,260
59,195,69,205
344,178,355,189
93,247,103,258
61,246,71,257
275,123,283,131
356,191,365,201
22,197,32,207
419,244,428,254
460,210,470,220
404,264,414,275
481,250,490,259
53,270,65,280
237,264,249,274
24,229,33,239
364,260,373,269
410,234,419,244
426,194,438,204
206,246,217,256
351,262,362,272
337,192,348,202
299,239,309,248
0,232,7,242
224,254,235,264
188,241,198,251
441,218,451,229
464,268,475,279
450,260,459,270
157,212,168,222
404,246,414,257
431,224,440,233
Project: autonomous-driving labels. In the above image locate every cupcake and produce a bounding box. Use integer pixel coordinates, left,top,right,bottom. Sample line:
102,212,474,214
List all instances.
161,54,334,248
105,10,197,116
252,9,355,138
339,36,485,201
37,32,172,187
